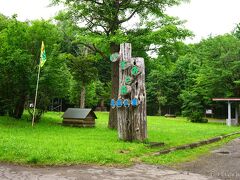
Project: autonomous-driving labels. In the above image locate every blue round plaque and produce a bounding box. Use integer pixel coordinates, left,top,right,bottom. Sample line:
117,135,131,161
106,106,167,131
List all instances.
131,98,138,107
123,99,130,107
110,99,115,108
116,99,123,107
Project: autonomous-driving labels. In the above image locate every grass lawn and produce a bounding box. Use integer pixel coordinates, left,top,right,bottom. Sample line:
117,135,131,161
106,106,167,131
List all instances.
0,111,239,166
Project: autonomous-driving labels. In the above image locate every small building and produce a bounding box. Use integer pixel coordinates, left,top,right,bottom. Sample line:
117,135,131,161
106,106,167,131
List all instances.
212,98,239,126
62,108,96,127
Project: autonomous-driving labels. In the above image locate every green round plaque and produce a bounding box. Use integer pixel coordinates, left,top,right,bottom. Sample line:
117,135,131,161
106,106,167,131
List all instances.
131,66,139,76
125,76,131,85
110,53,120,62
120,85,128,95
120,61,127,70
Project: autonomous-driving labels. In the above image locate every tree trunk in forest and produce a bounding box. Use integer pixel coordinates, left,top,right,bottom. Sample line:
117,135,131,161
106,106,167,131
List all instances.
158,105,162,116
108,43,120,129
100,99,104,111
80,86,86,108
13,94,26,119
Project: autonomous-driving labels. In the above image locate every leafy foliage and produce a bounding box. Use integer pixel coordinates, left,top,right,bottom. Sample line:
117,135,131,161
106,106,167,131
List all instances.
147,33,240,121
0,16,32,118
0,15,70,120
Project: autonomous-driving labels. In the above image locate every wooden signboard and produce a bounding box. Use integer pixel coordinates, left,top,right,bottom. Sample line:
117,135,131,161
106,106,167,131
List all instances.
111,43,147,141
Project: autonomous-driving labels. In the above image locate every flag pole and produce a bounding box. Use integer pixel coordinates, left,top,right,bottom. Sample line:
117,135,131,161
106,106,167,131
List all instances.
32,64,41,127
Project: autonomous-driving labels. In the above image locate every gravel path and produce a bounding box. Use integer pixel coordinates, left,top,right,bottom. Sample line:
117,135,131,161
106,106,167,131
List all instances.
0,163,217,180
177,138,240,180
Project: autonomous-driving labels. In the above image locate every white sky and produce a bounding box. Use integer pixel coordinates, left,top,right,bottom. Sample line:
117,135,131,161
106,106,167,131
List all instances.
167,0,240,43
0,0,61,21
0,0,240,43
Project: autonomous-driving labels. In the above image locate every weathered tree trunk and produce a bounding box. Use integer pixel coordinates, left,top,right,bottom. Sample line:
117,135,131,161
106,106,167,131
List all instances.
117,43,147,141
108,43,120,129
80,86,86,108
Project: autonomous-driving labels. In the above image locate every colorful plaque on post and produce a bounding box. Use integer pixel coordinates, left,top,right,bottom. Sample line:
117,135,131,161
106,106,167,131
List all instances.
131,65,139,76
120,85,128,95
125,76,132,85
120,61,127,70
123,99,130,107
131,98,138,107
110,53,120,62
110,99,115,108
116,99,123,107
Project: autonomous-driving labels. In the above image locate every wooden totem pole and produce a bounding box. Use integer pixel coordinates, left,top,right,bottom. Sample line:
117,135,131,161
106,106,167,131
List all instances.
110,43,147,141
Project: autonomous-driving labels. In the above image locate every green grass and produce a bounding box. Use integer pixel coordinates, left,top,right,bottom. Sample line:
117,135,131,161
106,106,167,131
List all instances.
0,112,239,166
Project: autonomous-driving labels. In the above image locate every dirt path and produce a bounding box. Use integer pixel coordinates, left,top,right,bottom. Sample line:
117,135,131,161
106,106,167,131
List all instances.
2,138,240,180
177,138,240,180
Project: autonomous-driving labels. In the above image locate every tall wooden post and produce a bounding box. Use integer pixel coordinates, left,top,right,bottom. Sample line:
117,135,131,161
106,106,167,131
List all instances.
227,101,231,126
235,103,239,125
110,43,147,141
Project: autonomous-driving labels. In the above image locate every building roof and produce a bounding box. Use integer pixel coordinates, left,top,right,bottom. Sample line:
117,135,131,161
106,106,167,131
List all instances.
62,108,97,119
212,98,240,102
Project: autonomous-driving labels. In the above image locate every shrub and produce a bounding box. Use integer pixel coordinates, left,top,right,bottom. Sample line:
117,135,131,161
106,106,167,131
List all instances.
188,111,208,123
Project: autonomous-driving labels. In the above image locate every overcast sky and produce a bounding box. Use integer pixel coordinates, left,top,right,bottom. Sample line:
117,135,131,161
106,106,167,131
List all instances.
167,0,240,43
0,0,240,43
